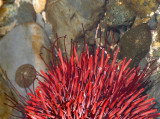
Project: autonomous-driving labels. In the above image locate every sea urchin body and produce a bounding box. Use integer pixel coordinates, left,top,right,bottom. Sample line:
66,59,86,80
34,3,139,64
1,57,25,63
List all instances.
19,42,160,119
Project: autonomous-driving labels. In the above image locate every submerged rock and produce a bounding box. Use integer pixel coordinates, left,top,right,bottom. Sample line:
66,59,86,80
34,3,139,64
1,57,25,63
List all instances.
120,0,158,18
46,0,106,56
0,4,17,37
106,0,136,27
17,2,36,24
0,66,17,119
32,0,46,13
119,23,152,68
0,4,17,27
0,22,50,97
132,17,150,28
148,14,158,30
147,71,160,114
0,2,36,37
0,0,3,8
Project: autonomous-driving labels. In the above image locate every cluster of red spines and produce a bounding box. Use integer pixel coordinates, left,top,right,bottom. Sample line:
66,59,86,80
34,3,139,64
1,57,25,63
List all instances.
4,25,160,118
20,42,160,119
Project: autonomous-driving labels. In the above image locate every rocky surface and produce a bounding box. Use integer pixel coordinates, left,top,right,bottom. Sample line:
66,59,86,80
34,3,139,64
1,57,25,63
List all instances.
17,2,36,24
148,14,158,30
0,66,18,119
32,0,46,13
0,1,36,38
0,4,17,27
0,3,17,37
106,0,136,27
120,0,158,18
0,0,3,8
119,23,152,68
146,70,160,113
0,22,50,98
0,0,160,118
132,17,150,28
46,0,106,56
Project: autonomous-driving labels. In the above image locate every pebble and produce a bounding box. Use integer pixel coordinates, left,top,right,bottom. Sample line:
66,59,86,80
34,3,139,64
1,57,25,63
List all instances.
119,23,152,67
32,0,46,13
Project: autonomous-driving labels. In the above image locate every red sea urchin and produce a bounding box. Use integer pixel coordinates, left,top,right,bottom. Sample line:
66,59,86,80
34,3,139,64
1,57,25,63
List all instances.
6,28,160,119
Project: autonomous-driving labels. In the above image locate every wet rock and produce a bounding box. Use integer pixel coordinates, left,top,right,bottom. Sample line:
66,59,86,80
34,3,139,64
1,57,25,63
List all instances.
0,66,17,119
16,0,32,4
139,55,160,117
0,4,17,37
0,0,15,8
132,17,150,28
32,0,46,13
148,14,158,30
150,15,160,58
0,20,17,37
155,14,160,41
133,14,158,30
17,2,36,24
119,23,152,68
46,0,106,56
36,13,44,27
67,0,105,21
0,22,50,97
149,16,160,58
152,41,160,57
44,22,53,38
0,0,3,7
120,0,158,18
146,71,160,114
139,57,148,69
36,13,53,38
0,4,17,27
5,0,15,4
0,1,36,37
106,0,136,27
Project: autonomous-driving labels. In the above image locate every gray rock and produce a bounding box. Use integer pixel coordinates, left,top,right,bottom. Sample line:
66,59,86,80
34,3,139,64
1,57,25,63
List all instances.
0,4,17,37
153,47,160,57
148,14,158,30
0,1,36,37
0,22,50,97
46,0,106,56
32,0,46,13
119,23,152,68
36,13,44,28
147,71,160,117
0,66,18,119
36,13,53,38
139,57,160,118
6,0,15,4
0,4,17,27
67,0,106,21
106,0,136,27
139,57,148,70
17,2,36,24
